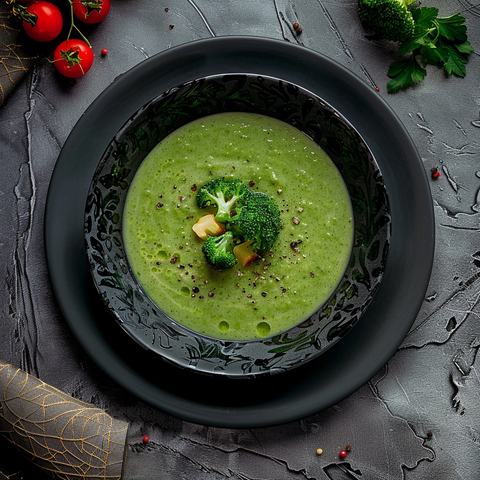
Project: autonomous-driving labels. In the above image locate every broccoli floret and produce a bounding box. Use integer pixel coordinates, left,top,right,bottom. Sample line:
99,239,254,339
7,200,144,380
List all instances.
358,0,416,42
196,178,251,223
202,231,238,270
195,180,281,269
229,192,281,252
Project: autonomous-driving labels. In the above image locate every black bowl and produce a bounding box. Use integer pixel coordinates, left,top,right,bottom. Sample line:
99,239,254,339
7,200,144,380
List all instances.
84,73,390,377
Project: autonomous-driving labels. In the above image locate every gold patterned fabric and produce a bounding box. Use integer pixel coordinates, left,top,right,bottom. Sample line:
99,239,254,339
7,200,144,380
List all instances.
0,1,39,106
0,360,128,480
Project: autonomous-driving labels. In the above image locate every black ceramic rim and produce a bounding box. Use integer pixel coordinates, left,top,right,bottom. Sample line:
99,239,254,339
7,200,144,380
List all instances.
44,36,434,428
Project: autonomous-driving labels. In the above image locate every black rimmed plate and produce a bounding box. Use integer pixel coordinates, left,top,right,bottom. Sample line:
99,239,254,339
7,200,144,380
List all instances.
45,36,434,428
84,72,391,377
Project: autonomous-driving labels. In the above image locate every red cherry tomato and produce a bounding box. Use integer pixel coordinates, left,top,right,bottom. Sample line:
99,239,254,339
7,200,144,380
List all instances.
53,39,94,78
72,0,110,24
22,1,63,43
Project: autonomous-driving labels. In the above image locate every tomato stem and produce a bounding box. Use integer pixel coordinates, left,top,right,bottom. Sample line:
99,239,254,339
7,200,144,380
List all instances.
67,0,91,47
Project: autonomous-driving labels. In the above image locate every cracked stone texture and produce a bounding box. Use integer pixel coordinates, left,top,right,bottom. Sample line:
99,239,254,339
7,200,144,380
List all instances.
1,0,479,478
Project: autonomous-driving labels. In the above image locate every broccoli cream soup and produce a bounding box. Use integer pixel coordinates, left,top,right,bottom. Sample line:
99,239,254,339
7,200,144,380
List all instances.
123,112,353,341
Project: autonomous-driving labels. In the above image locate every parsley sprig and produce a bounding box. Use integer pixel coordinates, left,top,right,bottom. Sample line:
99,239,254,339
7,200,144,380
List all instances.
387,7,474,92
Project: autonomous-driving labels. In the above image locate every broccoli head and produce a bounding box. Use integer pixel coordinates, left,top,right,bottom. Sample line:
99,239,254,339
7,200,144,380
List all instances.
196,178,251,223
202,231,238,270
229,192,281,252
358,0,416,42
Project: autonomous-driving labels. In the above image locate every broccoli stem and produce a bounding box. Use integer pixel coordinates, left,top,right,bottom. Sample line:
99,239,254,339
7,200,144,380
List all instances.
207,191,240,223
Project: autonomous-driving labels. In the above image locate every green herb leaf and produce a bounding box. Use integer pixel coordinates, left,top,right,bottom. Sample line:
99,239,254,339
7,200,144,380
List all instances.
456,41,475,55
443,44,470,76
420,43,448,68
411,7,439,30
387,55,427,92
436,14,468,42
398,7,438,55
398,31,429,55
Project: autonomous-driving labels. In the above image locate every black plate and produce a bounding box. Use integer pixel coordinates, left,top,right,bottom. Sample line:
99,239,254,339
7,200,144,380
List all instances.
44,36,434,428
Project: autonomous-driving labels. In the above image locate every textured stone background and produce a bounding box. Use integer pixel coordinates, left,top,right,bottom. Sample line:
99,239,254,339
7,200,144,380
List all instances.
1,1,479,479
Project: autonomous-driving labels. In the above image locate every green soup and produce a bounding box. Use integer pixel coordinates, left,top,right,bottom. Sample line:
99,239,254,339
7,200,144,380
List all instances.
123,113,353,340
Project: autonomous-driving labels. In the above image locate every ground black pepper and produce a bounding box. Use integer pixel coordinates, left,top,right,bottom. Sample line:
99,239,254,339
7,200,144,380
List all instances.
290,240,302,251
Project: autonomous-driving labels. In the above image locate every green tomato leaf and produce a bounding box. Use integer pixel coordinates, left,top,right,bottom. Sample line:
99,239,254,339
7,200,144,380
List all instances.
60,48,82,67
81,1,104,17
12,4,38,26
387,55,427,92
